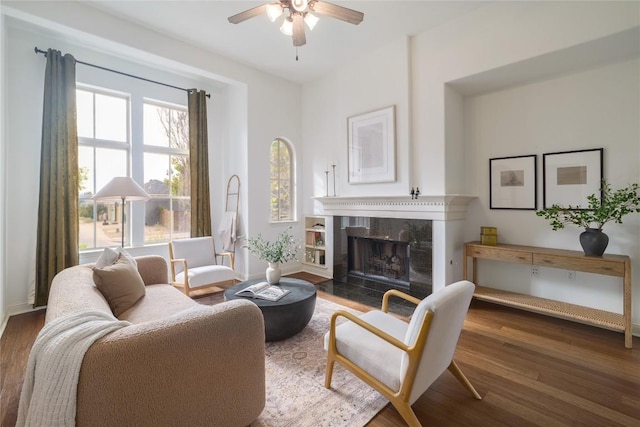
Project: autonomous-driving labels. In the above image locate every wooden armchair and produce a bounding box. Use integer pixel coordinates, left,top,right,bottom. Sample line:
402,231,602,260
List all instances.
324,280,481,427
169,236,235,297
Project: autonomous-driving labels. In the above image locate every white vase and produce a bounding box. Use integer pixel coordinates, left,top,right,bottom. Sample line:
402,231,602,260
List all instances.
266,262,281,285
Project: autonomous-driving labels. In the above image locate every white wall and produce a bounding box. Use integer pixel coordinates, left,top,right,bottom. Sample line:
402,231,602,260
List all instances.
301,1,639,328
302,37,412,212
0,12,8,333
412,0,640,195
0,2,302,320
463,58,640,319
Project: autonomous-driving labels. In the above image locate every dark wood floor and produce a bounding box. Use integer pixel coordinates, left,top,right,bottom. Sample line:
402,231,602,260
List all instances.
1,273,638,426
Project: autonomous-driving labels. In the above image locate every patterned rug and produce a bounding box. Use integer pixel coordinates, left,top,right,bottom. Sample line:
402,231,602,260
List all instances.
199,295,388,426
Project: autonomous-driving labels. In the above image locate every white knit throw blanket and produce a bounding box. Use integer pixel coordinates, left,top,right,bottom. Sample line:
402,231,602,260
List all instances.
17,310,130,427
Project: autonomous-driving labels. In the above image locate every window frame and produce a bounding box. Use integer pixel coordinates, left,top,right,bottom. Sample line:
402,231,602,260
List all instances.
77,85,192,252
270,138,296,223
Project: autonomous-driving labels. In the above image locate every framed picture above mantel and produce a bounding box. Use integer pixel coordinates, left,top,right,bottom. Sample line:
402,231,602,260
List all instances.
347,105,396,184
489,154,537,210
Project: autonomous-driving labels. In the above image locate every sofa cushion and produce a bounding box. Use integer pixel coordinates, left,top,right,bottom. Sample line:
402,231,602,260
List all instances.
93,254,146,316
119,284,197,324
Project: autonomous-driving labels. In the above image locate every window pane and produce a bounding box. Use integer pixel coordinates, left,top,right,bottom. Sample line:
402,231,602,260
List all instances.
76,90,94,138
173,199,191,238
144,197,170,243
78,200,95,250
143,104,170,147
171,155,190,197
78,146,94,198
269,138,293,222
170,109,189,149
144,153,171,194
95,93,127,142
279,180,291,220
95,148,127,191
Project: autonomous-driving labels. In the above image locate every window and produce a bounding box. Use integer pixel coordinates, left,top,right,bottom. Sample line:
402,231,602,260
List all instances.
270,138,294,222
77,88,130,250
143,102,190,243
77,86,190,250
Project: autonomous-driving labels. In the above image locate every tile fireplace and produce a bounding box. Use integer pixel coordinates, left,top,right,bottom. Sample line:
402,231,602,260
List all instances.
334,216,432,299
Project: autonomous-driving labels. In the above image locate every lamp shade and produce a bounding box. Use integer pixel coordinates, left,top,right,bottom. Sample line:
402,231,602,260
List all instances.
92,177,149,201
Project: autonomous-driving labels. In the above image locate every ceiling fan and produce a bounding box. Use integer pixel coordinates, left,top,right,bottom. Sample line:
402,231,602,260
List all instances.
228,0,364,47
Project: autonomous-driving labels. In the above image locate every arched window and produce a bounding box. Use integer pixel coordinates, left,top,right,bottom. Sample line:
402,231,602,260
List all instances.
270,138,294,222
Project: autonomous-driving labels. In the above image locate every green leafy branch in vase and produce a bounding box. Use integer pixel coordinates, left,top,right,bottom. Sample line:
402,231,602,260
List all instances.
536,180,640,230
244,227,301,263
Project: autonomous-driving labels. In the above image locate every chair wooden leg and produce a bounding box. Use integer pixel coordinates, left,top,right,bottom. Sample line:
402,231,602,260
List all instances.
393,401,421,427
448,360,482,400
324,354,335,388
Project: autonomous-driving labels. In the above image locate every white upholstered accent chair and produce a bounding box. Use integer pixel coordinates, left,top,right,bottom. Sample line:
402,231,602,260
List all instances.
169,236,235,297
324,280,481,427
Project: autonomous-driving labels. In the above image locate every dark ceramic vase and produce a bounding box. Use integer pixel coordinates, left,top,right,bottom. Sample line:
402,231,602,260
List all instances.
579,228,609,257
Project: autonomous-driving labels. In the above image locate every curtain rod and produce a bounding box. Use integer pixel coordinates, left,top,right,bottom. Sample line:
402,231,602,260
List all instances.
34,47,210,99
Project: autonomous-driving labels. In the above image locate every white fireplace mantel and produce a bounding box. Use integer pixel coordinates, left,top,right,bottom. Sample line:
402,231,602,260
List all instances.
313,195,477,221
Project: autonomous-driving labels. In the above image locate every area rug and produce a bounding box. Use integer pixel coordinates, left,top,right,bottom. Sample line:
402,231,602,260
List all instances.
252,297,388,426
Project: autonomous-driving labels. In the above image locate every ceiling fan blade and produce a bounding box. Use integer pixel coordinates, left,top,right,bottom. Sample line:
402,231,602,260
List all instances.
311,1,363,25
228,4,268,24
292,14,306,46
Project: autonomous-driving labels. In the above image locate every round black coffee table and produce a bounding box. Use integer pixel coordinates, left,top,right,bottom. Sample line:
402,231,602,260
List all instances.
224,278,317,341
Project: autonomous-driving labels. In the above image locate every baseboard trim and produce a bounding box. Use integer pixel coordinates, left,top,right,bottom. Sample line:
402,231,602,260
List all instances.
0,303,43,338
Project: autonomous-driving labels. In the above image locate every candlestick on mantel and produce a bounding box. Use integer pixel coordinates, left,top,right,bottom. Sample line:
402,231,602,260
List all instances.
325,170,329,197
331,164,336,197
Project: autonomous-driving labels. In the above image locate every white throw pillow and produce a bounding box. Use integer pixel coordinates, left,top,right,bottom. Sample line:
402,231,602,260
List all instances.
96,247,137,269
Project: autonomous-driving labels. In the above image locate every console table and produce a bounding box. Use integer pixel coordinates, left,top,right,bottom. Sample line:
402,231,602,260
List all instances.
463,241,632,348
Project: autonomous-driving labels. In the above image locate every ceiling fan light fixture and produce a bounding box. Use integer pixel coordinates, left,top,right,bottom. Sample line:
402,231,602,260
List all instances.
291,0,308,13
266,2,283,22
304,12,319,30
280,16,293,36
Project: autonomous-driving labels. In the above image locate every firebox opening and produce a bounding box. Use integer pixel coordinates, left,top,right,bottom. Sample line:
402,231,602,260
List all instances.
348,236,410,288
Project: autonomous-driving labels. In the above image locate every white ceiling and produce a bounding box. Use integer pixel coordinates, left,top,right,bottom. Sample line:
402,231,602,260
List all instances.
81,1,489,84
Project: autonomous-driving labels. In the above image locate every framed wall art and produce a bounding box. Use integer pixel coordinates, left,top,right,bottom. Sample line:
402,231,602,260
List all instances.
489,154,537,210
542,148,603,209
347,105,396,184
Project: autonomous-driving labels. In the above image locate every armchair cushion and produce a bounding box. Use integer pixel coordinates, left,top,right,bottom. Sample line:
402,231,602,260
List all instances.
170,237,216,274
92,254,146,316
324,310,408,390
175,265,235,289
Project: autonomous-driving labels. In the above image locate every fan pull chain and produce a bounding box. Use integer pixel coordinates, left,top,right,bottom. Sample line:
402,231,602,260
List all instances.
296,46,299,61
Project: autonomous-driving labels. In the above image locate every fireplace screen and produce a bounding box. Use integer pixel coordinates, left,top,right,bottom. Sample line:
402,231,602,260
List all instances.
348,236,410,287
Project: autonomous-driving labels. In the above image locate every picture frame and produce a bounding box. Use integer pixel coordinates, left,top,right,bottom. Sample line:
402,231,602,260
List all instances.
347,105,396,184
542,148,603,209
489,154,537,210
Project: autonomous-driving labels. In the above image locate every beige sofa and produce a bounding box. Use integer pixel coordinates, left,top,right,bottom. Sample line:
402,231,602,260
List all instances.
46,255,265,427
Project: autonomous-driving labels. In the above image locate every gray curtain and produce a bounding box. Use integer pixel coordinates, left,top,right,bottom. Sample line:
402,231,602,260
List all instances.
34,49,79,307
188,89,212,237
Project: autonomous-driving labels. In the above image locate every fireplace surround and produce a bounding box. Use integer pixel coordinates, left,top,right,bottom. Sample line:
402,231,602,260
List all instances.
314,194,476,297
334,216,433,298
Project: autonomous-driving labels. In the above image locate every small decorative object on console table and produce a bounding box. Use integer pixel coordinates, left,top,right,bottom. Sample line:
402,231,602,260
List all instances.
536,180,640,256
244,227,300,284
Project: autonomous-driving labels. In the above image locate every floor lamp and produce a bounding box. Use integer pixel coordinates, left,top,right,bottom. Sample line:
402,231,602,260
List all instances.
92,177,149,247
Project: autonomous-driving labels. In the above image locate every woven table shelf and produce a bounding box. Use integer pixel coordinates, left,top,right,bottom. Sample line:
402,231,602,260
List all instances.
474,285,624,331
